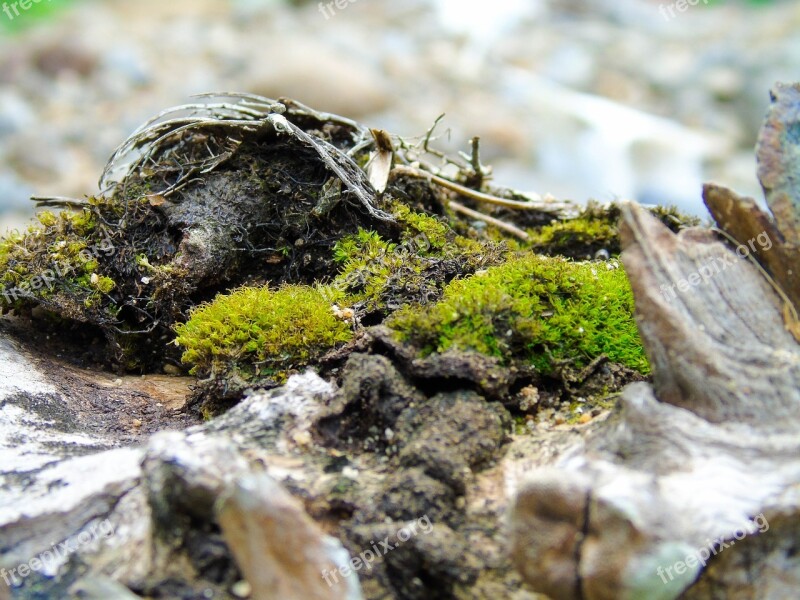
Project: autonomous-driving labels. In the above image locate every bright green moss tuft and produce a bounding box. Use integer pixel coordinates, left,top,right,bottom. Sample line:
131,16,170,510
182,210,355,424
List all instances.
388,254,649,374
330,225,502,314
529,217,617,253
0,209,112,313
174,284,353,382
333,229,392,266
392,203,450,251
92,275,116,294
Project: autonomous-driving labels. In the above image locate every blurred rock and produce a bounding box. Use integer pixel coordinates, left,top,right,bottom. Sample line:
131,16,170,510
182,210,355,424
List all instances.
218,474,363,600
32,41,98,78
245,37,391,118
0,89,34,135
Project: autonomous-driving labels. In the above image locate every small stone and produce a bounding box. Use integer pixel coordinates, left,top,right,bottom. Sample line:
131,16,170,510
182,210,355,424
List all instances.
332,304,355,321
292,430,312,447
519,386,540,411
231,580,252,598
594,248,610,261
342,466,359,480
163,364,181,375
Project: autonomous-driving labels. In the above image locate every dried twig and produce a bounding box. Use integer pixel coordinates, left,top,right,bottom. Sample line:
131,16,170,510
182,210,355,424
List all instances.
449,200,530,240
392,165,562,213
30,196,89,208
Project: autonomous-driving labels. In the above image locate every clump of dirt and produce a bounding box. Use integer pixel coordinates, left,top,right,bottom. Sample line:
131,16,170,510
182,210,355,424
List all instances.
0,96,400,371
314,352,512,598
309,328,643,598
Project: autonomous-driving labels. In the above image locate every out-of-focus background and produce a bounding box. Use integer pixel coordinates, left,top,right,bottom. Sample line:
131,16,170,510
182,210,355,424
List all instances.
0,0,797,232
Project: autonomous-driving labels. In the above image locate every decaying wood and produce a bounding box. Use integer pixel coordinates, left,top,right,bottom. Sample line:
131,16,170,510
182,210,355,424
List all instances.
508,203,800,599
756,82,800,247
0,337,358,600
703,183,800,318
620,203,800,426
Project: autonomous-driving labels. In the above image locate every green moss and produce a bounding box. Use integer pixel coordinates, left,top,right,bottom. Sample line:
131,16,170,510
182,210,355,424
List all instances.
391,203,450,251
329,220,502,315
388,254,648,374
0,208,113,313
524,202,700,259
648,204,702,232
92,275,117,294
174,284,353,383
333,229,392,267
529,217,617,254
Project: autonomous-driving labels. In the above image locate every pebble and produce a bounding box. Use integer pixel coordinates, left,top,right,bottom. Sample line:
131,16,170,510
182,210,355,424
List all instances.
0,90,34,135
231,580,252,598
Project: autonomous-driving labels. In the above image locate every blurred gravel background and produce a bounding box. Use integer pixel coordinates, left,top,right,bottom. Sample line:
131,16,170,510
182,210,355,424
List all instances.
0,0,799,232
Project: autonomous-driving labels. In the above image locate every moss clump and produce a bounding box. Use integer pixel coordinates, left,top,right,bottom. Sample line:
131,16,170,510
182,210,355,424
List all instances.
392,203,450,251
328,205,505,316
174,284,353,384
0,208,118,316
524,202,700,259
648,204,702,232
388,254,648,374
528,216,618,258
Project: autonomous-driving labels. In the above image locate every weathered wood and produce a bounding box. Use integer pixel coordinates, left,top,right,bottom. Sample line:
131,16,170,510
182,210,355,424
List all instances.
509,203,800,600
620,202,800,427
0,338,359,600
756,82,800,246
703,183,800,315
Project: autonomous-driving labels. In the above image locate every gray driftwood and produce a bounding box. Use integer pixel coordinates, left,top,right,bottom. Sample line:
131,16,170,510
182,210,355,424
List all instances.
508,202,800,599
